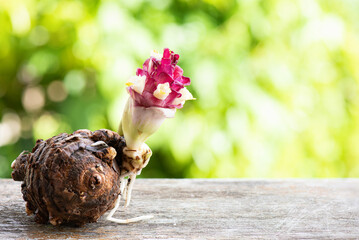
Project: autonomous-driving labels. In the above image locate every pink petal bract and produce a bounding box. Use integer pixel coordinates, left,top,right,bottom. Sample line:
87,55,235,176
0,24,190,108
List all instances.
129,48,191,109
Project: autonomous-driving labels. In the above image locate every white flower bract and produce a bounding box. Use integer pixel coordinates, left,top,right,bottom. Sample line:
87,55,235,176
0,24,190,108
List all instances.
126,75,146,94
121,97,176,150
153,82,172,100
172,87,195,106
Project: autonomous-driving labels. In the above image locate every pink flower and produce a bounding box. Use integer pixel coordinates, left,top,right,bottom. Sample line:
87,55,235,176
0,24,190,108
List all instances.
126,48,194,109
121,49,194,150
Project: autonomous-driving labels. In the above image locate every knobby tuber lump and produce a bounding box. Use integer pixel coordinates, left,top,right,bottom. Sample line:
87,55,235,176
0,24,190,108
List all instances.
12,129,126,226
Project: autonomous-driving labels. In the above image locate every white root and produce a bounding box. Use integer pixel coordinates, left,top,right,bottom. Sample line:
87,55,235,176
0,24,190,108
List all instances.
107,213,153,224
125,174,136,207
121,178,128,203
106,191,122,222
106,176,153,224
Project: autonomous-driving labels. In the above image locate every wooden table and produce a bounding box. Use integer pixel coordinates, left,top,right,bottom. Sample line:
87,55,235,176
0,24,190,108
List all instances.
1,179,358,239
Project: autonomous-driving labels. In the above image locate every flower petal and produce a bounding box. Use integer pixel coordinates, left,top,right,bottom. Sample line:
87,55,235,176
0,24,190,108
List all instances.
173,65,183,80
153,83,172,100
180,76,191,86
126,75,146,94
170,81,183,92
156,72,173,84
171,87,195,106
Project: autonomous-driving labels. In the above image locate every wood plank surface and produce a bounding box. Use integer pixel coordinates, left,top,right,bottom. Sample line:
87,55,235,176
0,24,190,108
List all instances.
0,179,358,239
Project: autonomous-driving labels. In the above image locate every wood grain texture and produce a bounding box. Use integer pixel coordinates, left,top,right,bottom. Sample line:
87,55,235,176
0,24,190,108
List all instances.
0,179,358,239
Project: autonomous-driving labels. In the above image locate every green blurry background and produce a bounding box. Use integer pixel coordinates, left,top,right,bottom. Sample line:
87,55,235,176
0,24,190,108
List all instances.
1,0,359,178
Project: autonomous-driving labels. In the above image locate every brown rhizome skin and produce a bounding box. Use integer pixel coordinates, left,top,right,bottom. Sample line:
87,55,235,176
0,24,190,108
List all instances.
11,129,127,226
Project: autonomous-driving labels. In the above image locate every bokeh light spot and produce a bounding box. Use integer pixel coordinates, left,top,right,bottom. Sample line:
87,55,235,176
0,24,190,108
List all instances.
0,113,21,147
29,26,49,46
47,81,68,102
64,70,86,95
22,86,45,112
10,3,31,35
